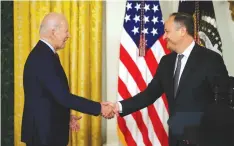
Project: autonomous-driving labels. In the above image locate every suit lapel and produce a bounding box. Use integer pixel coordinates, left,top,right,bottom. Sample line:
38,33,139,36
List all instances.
175,44,202,98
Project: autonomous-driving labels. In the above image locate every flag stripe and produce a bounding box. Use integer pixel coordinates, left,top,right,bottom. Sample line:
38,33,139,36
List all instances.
118,1,169,145
148,105,169,146
120,44,169,145
120,29,152,84
118,63,145,146
119,45,147,91
117,116,137,146
118,77,153,146
144,40,169,143
144,49,158,76
161,93,169,114
118,61,140,98
118,61,163,146
117,126,128,146
159,37,170,55
151,39,166,63
152,97,169,136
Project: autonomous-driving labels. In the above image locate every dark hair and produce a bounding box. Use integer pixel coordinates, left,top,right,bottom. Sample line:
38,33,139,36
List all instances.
170,12,194,37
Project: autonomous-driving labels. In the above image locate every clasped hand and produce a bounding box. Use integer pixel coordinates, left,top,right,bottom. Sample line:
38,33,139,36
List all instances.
101,102,119,119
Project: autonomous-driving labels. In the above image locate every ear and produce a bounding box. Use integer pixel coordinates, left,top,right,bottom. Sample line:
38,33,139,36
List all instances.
180,26,187,36
51,28,56,36
48,28,56,42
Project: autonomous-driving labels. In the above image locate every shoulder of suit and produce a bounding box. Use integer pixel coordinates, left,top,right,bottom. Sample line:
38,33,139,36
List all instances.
34,41,54,56
161,51,176,60
196,44,222,59
27,41,54,64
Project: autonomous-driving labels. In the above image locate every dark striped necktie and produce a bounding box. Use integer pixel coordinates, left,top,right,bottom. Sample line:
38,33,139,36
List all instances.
174,54,184,98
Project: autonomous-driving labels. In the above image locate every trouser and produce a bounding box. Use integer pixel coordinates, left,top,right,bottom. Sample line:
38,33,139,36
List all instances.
25,131,65,146
169,130,198,146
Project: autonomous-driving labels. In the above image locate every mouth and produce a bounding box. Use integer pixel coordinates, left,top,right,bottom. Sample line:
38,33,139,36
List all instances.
166,39,170,44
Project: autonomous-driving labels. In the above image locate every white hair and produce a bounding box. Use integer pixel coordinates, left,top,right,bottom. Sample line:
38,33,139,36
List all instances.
39,12,65,36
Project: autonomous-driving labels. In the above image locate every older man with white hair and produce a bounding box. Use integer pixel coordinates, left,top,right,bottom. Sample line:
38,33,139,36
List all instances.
21,12,114,146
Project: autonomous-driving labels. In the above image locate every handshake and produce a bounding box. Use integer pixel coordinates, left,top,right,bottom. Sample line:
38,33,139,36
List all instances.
70,102,120,132
100,102,120,119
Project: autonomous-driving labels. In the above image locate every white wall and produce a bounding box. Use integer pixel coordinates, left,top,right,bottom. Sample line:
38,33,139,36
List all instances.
105,1,126,146
104,1,234,145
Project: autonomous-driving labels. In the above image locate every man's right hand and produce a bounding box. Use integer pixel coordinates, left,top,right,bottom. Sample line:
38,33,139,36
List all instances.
101,102,120,119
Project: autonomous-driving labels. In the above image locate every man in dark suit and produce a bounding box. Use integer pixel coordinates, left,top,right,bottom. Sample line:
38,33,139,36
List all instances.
104,13,229,146
21,12,114,146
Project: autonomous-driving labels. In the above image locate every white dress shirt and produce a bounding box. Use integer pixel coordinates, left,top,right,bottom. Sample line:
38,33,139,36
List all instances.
117,41,195,113
40,39,56,54
174,41,195,83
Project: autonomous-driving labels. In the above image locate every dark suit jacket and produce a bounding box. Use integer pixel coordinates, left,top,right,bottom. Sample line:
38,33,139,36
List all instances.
120,44,228,138
21,41,101,145
199,104,234,146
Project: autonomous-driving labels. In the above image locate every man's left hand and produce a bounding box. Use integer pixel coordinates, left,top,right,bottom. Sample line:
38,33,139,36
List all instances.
70,115,82,132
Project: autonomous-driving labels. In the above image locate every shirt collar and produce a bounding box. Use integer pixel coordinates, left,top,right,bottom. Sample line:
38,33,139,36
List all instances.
179,41,195,58
40,39,56,54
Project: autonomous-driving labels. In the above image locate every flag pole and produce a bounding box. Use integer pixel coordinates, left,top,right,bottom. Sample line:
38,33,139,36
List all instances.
139,1,146,56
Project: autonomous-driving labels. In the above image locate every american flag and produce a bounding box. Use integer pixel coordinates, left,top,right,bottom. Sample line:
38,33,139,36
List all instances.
117,1,170,146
